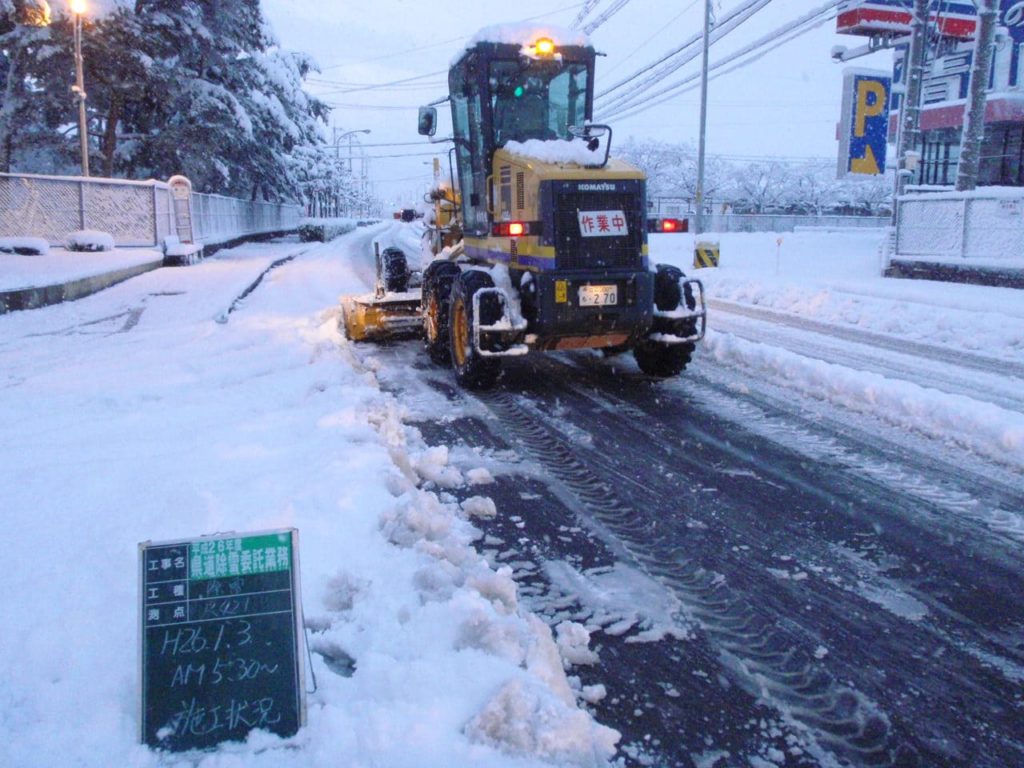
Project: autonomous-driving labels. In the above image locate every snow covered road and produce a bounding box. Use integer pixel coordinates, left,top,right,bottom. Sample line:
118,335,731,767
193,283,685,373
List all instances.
1,225,1021,768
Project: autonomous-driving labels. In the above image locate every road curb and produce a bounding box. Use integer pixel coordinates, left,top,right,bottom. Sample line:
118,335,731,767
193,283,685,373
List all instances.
0,258,165,315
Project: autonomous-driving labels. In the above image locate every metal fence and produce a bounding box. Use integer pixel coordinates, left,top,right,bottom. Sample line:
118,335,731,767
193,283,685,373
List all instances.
704,213,889,233
896,189,1024,261
0,172,301,248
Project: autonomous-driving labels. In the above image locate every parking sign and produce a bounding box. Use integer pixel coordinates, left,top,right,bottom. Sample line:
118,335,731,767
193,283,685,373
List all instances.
837,69,891,177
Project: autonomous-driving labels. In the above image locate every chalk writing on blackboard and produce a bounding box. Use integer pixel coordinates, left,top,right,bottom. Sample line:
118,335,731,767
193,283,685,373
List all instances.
139,530,305,752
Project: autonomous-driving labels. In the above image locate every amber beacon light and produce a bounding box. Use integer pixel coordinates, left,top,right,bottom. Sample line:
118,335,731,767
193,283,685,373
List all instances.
534,38,556,56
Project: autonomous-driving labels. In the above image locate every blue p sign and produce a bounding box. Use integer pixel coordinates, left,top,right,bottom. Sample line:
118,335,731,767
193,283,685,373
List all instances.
838,71,891,177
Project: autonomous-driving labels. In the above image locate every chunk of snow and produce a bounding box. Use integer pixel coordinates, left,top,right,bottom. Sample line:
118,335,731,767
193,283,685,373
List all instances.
581,684,607,704
464,678,620,766
461,495,498,519
467,467,495,485
556,621,600,666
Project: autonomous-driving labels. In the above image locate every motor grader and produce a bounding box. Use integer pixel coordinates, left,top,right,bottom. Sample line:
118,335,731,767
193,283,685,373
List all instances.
342,25,706,389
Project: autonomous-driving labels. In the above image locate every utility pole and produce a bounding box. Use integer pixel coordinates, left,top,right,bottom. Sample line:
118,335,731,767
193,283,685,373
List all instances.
894,0,929,205
694,0,711,235
71,0,89,177
956,0,998,191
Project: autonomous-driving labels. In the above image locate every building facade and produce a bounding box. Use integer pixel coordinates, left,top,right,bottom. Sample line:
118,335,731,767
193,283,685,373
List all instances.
837,0,1024,186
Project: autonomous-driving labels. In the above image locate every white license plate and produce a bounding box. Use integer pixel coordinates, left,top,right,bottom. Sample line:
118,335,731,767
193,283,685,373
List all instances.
578,210,628,237
578,284,618,307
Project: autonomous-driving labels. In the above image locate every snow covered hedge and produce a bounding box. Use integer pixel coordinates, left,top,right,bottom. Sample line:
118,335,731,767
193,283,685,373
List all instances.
65,230,115,253
299,218,358,242
0,237,50,256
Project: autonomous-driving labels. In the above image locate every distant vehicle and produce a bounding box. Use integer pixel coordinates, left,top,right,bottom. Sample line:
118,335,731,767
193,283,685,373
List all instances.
400,209,417,222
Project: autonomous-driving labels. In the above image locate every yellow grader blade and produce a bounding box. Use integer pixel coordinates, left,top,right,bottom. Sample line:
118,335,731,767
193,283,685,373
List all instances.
341,292,423,342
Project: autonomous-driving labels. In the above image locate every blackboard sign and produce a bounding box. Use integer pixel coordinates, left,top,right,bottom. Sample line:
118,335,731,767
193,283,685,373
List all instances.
139,529,305,751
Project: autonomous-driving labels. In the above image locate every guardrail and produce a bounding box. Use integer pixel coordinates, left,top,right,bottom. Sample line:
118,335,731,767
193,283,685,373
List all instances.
896,187,1024,262
0,172,301,248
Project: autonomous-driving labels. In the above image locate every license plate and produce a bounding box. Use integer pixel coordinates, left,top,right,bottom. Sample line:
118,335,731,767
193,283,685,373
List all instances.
578,210,628,237
578,284,618,307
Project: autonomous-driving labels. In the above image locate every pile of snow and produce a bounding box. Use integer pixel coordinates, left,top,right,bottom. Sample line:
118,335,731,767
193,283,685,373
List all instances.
504,139,603,167
0,236,50,256
65,230,115,252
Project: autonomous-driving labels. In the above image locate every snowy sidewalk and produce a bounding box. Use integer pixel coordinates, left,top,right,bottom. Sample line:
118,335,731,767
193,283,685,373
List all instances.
0,247,165,313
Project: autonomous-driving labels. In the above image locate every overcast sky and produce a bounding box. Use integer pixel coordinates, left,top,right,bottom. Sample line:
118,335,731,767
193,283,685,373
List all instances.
259,0,893,206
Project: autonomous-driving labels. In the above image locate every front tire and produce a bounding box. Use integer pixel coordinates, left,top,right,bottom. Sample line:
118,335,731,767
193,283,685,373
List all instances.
634,263,696,376
449,270,501,390
633,340,693,376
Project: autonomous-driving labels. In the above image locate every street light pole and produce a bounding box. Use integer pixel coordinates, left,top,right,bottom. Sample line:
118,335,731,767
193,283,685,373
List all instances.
331,128,370,216
71,0,89,177
694,0,711,236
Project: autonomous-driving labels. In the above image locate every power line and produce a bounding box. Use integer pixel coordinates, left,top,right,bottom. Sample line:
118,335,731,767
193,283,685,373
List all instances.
608,4,840,122
601,1,841,122
600,0,700,79
596,0,772,104
581,0,634,34
571,0,604,29
309,69,447,96
321,102,422,111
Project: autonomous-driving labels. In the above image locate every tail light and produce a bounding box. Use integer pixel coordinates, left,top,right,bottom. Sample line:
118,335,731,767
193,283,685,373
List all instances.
493,221,539,237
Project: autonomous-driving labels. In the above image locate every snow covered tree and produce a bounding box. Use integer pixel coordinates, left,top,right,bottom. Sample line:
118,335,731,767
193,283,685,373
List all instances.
2,0,341,205
617,137,729,207
727,161,794,213
0,1,65,172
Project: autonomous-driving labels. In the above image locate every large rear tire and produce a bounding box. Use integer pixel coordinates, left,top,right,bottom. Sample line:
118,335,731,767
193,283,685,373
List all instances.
449,270,501,390
422,261,461,366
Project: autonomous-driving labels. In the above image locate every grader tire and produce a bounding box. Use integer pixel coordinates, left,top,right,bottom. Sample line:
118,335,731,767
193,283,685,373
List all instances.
449,270,501,390
422,261,461,366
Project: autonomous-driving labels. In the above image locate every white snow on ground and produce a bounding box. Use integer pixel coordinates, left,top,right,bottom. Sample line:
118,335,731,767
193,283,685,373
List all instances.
1,222,1022,767
0,247,163,291
651,230,1024,471
0,228,615,768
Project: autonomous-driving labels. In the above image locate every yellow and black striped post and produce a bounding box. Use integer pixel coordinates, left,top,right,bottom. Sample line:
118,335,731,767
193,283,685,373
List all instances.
694,240,720,269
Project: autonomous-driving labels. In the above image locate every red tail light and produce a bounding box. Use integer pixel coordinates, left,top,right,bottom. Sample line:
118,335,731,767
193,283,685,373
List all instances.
662,219,679,232
493,221,536,237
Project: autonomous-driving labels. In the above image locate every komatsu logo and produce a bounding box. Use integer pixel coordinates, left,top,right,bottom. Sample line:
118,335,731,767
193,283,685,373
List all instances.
577,183,617,192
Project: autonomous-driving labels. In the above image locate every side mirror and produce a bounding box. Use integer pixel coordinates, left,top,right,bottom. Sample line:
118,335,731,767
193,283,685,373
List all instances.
418,107,437,137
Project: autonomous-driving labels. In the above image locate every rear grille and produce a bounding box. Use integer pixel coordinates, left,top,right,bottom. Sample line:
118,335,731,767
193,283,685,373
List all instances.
553,190,644,270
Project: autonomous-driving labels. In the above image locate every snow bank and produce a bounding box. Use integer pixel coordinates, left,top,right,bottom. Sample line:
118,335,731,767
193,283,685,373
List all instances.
704,330,1024,470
